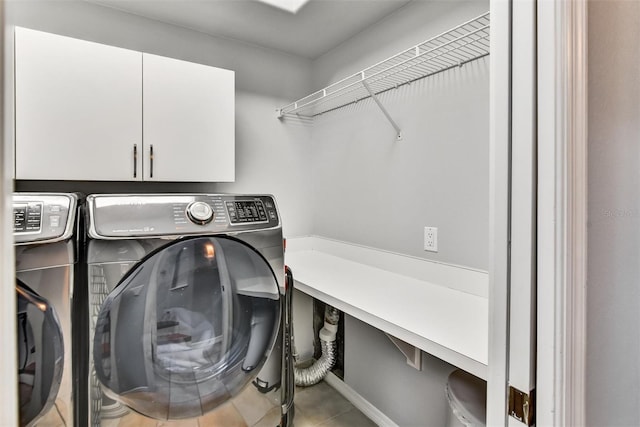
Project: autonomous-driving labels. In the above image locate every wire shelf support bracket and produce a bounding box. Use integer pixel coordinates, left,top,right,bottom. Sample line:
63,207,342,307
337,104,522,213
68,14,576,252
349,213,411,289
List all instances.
362,80,402,141
276,11,490,133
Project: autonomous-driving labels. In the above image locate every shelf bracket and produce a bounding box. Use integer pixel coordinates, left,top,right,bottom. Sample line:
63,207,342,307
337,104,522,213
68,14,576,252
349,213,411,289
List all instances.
362,80,402,141
385,333,422,370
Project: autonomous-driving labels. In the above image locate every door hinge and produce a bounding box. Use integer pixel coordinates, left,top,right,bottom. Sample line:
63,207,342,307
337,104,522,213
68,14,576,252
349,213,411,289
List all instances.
508,386,535,426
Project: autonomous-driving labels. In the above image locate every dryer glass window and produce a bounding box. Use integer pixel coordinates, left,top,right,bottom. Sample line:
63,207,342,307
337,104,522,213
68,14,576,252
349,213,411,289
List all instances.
92,237,281,420
16,281,64,427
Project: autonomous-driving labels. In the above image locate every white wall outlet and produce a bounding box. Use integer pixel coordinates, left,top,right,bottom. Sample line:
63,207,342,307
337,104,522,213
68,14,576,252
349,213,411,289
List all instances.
424,227,438,252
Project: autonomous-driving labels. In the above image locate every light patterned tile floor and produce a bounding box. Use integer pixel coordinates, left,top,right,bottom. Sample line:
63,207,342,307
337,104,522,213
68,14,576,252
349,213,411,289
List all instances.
98,379,376,427
257,381,377,427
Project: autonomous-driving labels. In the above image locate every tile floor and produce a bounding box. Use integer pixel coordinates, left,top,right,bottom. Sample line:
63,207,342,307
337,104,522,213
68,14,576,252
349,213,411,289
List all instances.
289,381,377,427
99,380,378,427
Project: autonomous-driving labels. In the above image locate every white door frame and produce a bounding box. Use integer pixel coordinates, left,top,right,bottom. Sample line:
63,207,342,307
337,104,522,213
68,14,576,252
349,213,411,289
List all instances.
487,0,511,422
488,0,588,425
0,0,19,424
488,1,539,425
537,0,588,425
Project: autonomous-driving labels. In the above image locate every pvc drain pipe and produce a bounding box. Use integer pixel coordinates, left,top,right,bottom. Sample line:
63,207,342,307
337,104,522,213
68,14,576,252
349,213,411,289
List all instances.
294,305,339,387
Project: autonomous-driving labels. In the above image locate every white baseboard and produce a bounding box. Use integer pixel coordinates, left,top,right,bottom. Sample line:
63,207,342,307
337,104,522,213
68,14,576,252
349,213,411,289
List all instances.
324,372,399,427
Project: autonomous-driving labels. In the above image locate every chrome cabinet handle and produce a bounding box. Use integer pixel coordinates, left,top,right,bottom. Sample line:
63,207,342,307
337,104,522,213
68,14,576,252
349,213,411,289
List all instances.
133,144,138,178
150,145,154,178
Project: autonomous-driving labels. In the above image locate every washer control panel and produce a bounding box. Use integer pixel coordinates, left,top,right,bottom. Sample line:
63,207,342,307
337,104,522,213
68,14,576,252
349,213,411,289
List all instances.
13,202,43,233
13,194,76,244
88,194,280,239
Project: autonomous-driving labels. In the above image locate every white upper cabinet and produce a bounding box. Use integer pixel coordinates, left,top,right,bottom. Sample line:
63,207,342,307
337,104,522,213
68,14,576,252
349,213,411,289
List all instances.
15,27,143,181
14,27,235,182
143,53,235,182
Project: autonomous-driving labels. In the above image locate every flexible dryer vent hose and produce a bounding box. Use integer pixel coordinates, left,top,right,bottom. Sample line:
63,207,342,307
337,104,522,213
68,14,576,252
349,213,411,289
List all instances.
294,305,340,387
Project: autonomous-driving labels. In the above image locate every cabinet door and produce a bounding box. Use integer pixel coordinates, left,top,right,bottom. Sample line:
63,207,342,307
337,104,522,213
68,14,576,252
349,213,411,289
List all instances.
15,28,142,181
143,53,235,182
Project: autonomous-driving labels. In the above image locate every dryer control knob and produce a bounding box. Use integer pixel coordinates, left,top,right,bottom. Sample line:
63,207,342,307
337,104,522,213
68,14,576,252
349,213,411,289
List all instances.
186,202,214,225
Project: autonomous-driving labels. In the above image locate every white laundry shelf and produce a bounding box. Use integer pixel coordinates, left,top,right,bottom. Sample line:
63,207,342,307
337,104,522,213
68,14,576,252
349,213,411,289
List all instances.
285,237,488,379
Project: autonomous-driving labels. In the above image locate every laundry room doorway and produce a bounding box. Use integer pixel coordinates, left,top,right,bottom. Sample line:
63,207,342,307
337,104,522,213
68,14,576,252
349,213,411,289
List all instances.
488,0,589,425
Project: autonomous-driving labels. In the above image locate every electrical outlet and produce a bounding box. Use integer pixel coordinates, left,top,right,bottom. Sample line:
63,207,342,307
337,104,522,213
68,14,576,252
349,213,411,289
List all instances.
424,227,438,252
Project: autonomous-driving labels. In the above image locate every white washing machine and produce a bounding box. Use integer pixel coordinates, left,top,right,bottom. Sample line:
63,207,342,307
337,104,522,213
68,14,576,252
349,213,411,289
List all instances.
85,193,294,426
14,193,84,427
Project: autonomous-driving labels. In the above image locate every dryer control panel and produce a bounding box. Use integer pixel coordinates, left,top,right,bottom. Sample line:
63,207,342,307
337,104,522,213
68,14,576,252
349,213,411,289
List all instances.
225,199,273,224
13,193,76,244
87,194,280,239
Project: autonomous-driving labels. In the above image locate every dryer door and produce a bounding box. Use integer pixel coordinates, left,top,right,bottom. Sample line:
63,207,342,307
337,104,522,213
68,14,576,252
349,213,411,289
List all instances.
93,236,281,420
16,281,65,427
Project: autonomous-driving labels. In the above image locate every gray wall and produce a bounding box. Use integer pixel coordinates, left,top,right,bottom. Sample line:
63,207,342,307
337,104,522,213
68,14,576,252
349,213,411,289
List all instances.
345,316,456,426
310,0,490,271
587,1,640,425
5,0,315,238
305,1,489,425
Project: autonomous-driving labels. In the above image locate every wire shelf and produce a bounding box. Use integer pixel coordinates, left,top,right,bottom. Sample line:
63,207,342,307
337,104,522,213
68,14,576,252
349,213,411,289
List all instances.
278,12,490,119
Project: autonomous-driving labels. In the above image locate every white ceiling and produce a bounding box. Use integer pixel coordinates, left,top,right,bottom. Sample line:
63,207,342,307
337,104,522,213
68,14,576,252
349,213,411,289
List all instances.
87,0,413,59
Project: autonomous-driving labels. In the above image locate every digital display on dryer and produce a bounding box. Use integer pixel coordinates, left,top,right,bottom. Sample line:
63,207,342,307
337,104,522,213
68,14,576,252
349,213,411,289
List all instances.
226,201,268,224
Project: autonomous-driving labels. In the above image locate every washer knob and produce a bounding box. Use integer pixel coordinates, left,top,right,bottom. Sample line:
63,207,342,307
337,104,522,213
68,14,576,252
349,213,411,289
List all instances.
186,202,214,225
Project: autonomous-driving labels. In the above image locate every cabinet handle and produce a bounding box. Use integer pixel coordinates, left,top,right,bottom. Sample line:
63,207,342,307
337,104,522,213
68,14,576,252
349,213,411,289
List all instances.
133,144,138,178
150,144,154,178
